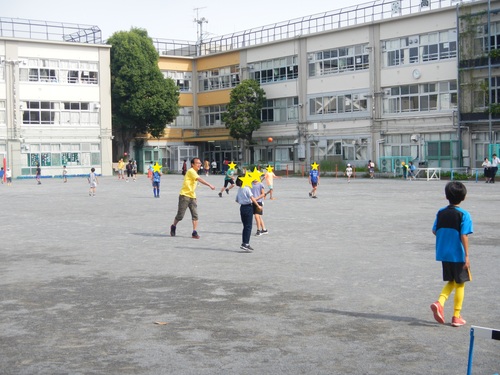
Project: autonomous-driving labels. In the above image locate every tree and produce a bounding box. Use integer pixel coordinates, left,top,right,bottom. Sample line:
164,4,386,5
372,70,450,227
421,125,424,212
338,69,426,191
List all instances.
222,79,266,164
108,28,179,160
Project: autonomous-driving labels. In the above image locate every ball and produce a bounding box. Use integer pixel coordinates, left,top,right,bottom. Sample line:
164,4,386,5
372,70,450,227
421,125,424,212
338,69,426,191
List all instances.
267,137,273,142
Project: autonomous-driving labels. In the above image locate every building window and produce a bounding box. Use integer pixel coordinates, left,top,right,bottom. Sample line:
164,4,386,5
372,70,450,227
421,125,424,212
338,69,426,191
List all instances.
23,143,100,170
427,141,455,160
168,107,193,127
476,22,500,54
19,59,99,85
261,97,299,123
60,102,98,126
382,29,456,66
309,92,368,116
199,105,227,126
308,45,369,77
198,66,239,92
0,101,5,125
383,80,457,113
23,101,56,124
163,71,192,92
22,101,98,126
250,56,298,84
486,76,500,107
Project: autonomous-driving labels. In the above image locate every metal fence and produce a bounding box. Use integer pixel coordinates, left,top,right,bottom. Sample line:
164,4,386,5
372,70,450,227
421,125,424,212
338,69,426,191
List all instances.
154,0,479,57
0,17,102,44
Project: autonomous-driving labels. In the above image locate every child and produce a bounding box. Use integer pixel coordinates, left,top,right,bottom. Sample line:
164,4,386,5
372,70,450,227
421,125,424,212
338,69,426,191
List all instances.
6,168,12,185
132,160,137,182
36,163,41,185
368,160,375,179
151,169,162,198
345,164,353,183
482,157,491,183
264,168,281,200
218,167,236,197
62,165,68,183
88,167,98,196
251,178,269,236
147,162,153,179
430,181,473,327
0,167,4,184
308,167,320,198
409,161,416,180
235,177,261,252
401,161,408,180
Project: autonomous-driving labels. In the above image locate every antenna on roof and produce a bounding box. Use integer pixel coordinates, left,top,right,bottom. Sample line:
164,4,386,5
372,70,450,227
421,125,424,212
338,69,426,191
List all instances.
193,7,208,56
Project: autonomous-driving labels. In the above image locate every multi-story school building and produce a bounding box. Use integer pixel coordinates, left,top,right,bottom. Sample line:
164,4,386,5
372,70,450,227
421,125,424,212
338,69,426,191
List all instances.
2,0,500,177
0,18,112,178
149,0,500,174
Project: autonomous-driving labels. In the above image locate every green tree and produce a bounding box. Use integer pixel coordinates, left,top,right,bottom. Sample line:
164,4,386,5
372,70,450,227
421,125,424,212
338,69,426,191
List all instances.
222,79,266,163
108,28,179,159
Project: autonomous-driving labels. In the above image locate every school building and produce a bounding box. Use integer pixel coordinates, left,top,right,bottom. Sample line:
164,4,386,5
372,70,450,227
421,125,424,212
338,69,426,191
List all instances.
2,0,500,177
0,18,112,178
150,0,500,174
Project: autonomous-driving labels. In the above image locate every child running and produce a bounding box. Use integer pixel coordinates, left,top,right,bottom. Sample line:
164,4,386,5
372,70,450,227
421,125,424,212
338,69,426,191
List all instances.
264,167,280,200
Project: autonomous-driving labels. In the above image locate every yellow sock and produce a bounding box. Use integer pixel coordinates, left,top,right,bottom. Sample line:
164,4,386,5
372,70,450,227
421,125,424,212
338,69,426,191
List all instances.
438,281,455,306
453,283,465,318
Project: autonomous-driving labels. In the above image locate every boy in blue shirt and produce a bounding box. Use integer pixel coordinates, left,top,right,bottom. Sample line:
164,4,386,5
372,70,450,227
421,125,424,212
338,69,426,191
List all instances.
235,177,261,252
308,167,320,198
430,181,473,327
152,170,162,198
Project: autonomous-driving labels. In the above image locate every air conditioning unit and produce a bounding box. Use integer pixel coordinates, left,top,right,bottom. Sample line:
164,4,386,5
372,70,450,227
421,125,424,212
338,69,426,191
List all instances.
383,89,391,96
411,134,420,142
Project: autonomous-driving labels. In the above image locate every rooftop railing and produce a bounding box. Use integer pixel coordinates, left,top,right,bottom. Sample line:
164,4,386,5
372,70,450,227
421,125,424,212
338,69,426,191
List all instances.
0,17,102,44
153,0,478,57
1,0,480,54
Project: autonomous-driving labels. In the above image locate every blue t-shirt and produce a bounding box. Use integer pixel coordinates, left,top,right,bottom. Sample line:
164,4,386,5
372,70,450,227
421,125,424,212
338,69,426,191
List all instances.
235,186,254,205
153,171,161,183
309,169,319,183
251,181,265,203
432,205,473,262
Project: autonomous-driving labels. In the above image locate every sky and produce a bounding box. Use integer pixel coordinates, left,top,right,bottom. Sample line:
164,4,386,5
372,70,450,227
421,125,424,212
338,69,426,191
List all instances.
1,0,368,41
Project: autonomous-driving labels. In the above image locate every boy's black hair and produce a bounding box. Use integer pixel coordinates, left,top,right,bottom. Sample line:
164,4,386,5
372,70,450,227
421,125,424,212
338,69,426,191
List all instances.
445,181,467,205
235,177,242,187
91,167,95,172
